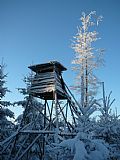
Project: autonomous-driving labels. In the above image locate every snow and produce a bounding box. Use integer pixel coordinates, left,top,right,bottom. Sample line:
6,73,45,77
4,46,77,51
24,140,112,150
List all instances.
89,139,109,160
74,140,87,160
60,139,75,154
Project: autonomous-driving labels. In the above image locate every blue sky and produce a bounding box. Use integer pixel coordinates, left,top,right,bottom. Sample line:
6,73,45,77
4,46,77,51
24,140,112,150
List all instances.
0,0,120,116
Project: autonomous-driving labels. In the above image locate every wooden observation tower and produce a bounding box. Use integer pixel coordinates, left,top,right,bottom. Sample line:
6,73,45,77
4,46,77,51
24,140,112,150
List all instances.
1,61,79,160
28,61,68,100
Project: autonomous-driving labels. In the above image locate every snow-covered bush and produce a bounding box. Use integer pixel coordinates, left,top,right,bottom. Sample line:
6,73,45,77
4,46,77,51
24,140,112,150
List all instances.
46,132,110,160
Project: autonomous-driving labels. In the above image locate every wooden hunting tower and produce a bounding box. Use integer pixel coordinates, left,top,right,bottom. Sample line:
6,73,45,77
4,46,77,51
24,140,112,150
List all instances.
28,61,68,100
1,61,78,160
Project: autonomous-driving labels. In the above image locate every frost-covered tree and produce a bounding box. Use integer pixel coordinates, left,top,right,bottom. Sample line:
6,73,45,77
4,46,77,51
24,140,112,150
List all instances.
95,82,120,159
45,12,110,160
0,63,14,142
14,73,44,127
72,11,104,107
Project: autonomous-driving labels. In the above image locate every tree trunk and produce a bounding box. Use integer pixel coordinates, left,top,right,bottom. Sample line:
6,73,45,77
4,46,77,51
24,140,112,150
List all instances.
85,58,88,107
81,62,84,107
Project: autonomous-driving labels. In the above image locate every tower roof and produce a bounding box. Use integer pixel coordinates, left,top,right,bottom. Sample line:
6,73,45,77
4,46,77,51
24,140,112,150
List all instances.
28,61,67,73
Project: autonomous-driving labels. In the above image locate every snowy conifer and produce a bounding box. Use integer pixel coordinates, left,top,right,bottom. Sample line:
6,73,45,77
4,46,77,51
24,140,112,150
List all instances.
95,82,120,159
14,73,44,127
0,63,14,160
72,11,104,107
0,63,14,142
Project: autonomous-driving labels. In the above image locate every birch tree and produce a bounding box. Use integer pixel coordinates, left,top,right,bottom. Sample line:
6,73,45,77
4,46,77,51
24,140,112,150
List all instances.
72,11,104,107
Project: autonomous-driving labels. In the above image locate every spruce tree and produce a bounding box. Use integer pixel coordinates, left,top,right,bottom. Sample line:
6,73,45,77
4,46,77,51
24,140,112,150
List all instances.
0,63,14,142
95,82,120,159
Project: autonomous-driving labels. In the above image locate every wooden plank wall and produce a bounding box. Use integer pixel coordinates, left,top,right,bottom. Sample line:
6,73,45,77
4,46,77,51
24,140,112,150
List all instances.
29,71,65,95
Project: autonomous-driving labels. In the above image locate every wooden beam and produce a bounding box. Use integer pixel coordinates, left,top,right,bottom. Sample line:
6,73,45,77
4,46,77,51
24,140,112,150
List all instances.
20,130,76,136
16,134,42,160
